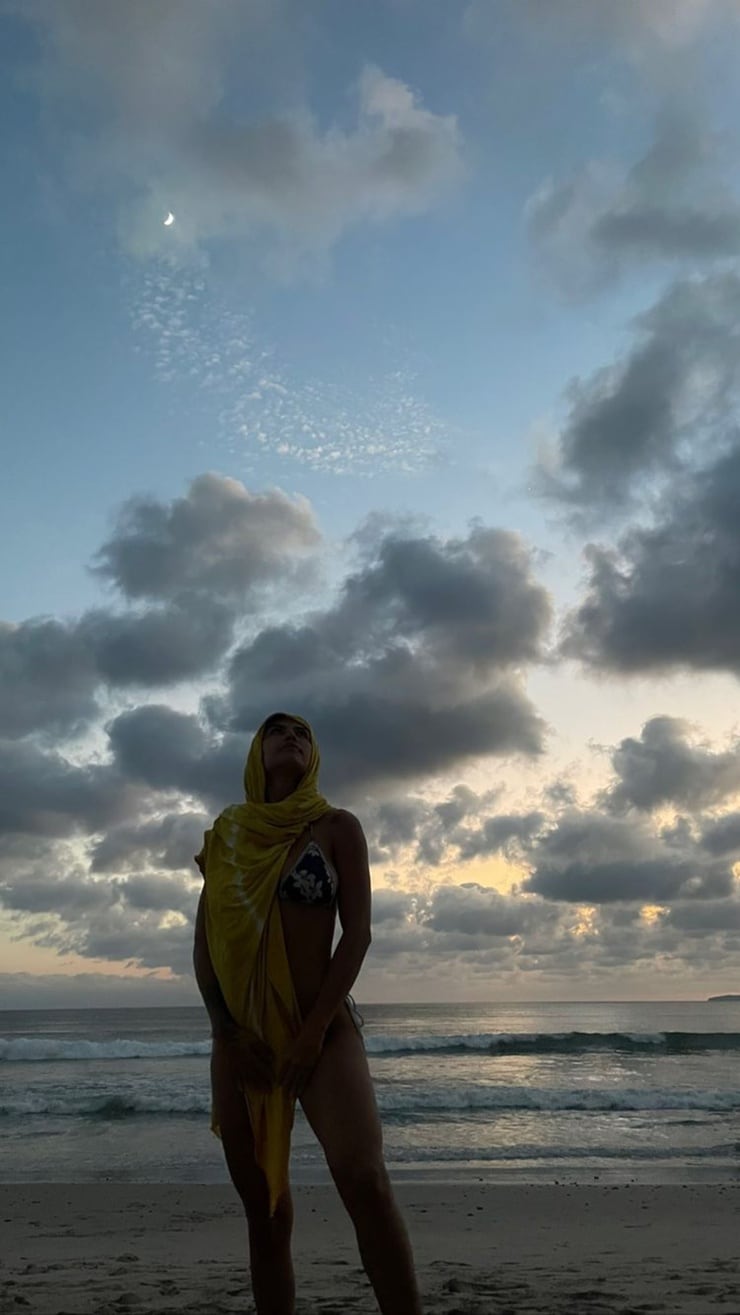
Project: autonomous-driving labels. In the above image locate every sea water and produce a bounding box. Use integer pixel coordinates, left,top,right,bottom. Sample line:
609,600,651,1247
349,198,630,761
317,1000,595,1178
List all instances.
1,1002,739,1184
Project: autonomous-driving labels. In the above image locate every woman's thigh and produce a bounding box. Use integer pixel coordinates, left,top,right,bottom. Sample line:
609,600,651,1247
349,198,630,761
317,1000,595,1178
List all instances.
298,1006,384,1178
210,1047,276,1218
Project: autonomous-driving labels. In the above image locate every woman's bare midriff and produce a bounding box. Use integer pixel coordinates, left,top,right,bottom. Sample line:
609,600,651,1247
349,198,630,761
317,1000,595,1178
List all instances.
276,810,341,1022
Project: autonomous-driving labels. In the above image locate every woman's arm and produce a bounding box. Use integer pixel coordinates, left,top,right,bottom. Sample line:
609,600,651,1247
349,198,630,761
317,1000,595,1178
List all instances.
194,888,275,1088
300,809,372,1038
193,889,237,1039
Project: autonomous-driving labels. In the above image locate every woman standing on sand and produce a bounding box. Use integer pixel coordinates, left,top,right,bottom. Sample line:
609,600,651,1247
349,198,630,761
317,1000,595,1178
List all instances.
193,711,423,1315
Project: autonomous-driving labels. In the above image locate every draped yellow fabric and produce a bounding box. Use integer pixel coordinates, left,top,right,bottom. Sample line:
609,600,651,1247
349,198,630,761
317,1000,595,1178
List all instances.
200,713,332,1215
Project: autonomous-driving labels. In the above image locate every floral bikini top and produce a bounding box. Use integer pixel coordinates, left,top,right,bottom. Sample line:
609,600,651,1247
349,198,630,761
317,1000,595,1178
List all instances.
276,823,338,907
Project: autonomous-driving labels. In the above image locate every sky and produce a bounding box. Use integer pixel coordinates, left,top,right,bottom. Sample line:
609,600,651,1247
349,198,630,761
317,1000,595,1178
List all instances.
2,0,740,1008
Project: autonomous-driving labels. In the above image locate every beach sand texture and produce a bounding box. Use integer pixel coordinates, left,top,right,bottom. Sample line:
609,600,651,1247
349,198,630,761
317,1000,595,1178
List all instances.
2,1182,740,1314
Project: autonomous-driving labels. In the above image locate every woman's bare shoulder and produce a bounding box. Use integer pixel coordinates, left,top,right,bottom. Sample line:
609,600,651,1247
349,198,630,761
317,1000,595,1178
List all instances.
327,807,363,830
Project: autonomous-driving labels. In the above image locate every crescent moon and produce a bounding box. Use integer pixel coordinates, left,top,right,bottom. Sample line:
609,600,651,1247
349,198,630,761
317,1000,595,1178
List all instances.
163,212,175,227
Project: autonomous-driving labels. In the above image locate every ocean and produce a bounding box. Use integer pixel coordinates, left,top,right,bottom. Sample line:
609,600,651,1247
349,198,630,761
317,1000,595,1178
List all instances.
1,1001,739,1185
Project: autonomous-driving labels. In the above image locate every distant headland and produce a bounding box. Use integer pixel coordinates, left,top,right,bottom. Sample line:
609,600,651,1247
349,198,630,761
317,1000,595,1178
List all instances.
707,994,740,1002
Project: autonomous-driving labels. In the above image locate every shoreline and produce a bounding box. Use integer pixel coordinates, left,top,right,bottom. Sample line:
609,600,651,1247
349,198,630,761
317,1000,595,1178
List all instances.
4,1182,740,1313
4,1156,740,1188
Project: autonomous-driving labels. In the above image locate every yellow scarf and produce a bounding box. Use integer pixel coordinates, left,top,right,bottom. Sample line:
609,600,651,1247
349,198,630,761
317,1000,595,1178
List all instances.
200,713,332,1214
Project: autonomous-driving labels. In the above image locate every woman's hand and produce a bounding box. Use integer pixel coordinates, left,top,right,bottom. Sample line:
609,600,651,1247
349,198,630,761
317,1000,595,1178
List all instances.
278,1022,327,1100
212,1022,275,1092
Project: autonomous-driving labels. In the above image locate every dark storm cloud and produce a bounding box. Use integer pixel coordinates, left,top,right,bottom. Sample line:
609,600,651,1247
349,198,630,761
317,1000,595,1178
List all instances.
0,740,149,839
0,842,193,983
425,882,556,938
2,477,323,735
312,689,545,795
361,786,545,872
372,800,427,854
111,873,198,914
533,273,740,516
455,811,546,860
205,524,551,790
78,596,236,686
415,785,489,865
92,474,321,601
362,785,498,867
521,809,735,904
371,889,417,925
0,834,199,975
0,837,111,918
0,619,98,739
90,811,211,873
699,812,740,857
433,785,482,830
106,705,247,811
331,528,550,667
663,898,740,932
603,717,740,813
561,441,740,676
36,903,198,976
0,603,235,738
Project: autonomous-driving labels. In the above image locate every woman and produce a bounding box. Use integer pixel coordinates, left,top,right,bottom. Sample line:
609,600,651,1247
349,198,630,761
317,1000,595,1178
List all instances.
193,711,423,1315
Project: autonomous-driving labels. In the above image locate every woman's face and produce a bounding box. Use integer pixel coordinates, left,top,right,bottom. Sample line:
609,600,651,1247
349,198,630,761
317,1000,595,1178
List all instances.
261,717,312,780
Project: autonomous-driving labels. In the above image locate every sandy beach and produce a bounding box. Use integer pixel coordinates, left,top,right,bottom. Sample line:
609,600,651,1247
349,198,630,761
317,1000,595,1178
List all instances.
3,1181,740,1314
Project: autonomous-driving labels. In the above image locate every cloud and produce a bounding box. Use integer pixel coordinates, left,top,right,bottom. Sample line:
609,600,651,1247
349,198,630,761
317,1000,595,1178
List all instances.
371,888,418,926
603,716,740,813
561,440,740,677
129,264,448,477
467,0,740,62
0,858,113,920
521,808,735,904
92,473,321,601
426,882,556,938
0,603,235,737
699,812,740,857
13,894,197,976
357,785,548,871
370,798,428,861
90,810,211,873
78,597,236,686
23,0,244,125
0,476,323,736
0,618,98,739
455,810,546,860
532,273,740,518
664,897,740,932
22,2,464,261
0,740,149,839
162,65,464,258
526,117,740,297
3,792,739,1000
360,785,503,868
107,705,247,811
205,523,552,790
0,829,200,976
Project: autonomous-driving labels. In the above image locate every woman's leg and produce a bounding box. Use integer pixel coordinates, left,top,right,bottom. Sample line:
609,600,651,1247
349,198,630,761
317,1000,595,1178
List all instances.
299,1007,423,1315
211,1045,295,1315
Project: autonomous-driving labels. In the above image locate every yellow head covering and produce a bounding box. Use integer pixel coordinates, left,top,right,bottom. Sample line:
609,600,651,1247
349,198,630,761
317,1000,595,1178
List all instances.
200,712,333,1214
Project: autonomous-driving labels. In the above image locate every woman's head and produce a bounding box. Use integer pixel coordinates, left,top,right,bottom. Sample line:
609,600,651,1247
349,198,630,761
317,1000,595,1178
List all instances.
244,712,319,803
